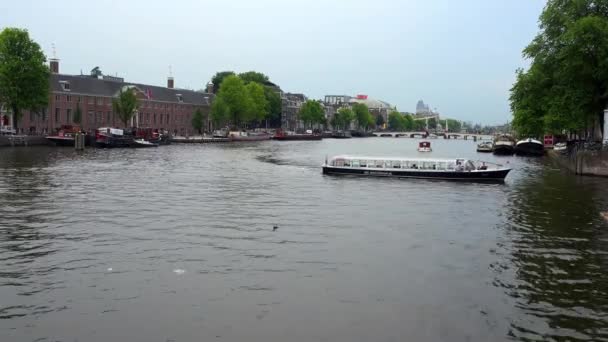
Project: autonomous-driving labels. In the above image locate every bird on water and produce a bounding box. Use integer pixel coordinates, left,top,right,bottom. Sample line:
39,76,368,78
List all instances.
273,225,278,231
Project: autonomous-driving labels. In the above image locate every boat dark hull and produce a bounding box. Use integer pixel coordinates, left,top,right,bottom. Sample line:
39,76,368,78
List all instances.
322,166,510,182
331,133,352,139
493,145,514,155
515,143,544,156
46,137,75,146
273,135,322,141
476,149,493,153
230,135,271,142
96,136,134,148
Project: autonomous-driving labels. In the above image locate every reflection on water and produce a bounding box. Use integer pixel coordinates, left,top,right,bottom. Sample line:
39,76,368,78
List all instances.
0,140,607,341
495,167,608,341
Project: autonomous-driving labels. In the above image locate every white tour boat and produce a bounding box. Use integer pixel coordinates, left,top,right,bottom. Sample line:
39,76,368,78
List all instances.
322,155,511,182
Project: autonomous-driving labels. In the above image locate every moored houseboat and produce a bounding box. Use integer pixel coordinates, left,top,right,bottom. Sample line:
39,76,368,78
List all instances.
322,155,511,182
493,134,515,155
273,129,322,141
46,125,88,146
515,138,544,156
95,127,134,148
229,131,272,142
476,140,494,152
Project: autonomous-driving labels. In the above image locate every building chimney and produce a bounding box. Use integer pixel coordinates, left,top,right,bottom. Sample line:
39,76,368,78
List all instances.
206,81,213,94
167,76,174,89
50,59,59,74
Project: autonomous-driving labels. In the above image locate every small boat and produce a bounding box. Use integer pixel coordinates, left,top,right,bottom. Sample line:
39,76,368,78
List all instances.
229,131,272,142
493,135,515,155
554,142,568,153
515,138,544,156
322,155,511,182
418,141,432,152
131,138,158,148
331,131,352,139
273,129,322,141
46,125,87,146
95,127,133,148
476,140,494,153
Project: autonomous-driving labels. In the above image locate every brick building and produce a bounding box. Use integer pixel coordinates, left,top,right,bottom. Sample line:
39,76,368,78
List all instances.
6,58,213,136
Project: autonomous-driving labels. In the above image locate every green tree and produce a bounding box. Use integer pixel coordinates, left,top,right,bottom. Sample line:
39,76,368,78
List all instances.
211,96,229,128
245,82,269,124
264,87,281,126
376,114,385,128
73,102,82,125
352,102,372,130
334,107,354,130
299,100,325,129
427,117,437,130
388,111,404,131
367,114,375,130
510,0,608,138
112,88,139,127
210,71,235,93
239,71,270,85
403,114,414,130
191,108,204,134
413,119,426,131
0,28,50,129
213,75,251,128
445,119,461,132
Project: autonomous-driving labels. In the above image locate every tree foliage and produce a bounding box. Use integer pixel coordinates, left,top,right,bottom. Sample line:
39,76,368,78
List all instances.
352,102,374,130
211,75,252,128
191,108,204,134
445,119,461,132
239,71,270,85
211,96,229,127
299,100,325,128
332,107,355,130
510,0,608,138
264,86,281,124
73,102,82,125
0,28,50,128
245,82,269,123
112,88,139,127
210,71,235,93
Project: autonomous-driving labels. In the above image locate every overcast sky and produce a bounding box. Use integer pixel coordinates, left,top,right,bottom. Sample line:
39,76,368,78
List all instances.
2,0,545,124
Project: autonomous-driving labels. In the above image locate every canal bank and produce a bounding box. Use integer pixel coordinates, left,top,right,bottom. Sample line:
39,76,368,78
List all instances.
548,148,608,177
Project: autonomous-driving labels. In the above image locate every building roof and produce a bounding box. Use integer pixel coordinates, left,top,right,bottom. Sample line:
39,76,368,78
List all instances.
348,97,392,110
51,73,213,105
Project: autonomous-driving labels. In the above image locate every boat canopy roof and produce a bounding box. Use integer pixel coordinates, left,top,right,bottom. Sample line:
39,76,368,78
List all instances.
419,141,431,147
329,155,470,163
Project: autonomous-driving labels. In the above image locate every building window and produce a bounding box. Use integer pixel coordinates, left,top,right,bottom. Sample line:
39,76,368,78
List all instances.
107,112,111,124
66,108,71,123
153,113,157,124
30,112,35,121
88,96,94,105
60,82,70,91
97,112,103,124
67,95,71,102
96,97,103,106
146,113,150,124
77,96,82,103
55,94,60,102
55,108,60,123
41,108,47,121
88,110,94,124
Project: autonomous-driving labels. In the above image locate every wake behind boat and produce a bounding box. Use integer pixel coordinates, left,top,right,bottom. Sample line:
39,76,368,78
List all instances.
323,155,511,182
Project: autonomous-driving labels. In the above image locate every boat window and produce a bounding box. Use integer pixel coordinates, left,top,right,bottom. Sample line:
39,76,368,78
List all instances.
437,162,447,170
447,162,456,170
422,162,434,170
393,161,401,169
360,160,367,167
335,159,345,167
352,160,360,167
384,160,393,168
375,160,384,168
344,160,351,167
465,160,475,171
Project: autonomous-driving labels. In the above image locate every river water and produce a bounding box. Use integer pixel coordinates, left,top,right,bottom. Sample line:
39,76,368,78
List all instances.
1,138,607,342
